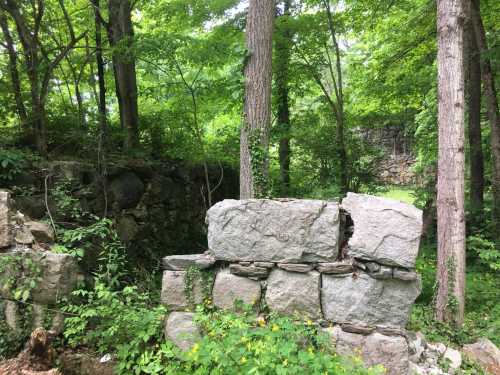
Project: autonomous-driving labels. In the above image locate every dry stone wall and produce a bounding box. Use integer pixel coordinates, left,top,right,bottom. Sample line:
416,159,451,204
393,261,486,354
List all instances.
0,190,82,333
161,193,424,375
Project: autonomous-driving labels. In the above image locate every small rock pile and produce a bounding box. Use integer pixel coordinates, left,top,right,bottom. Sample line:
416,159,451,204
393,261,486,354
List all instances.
161,193,424,375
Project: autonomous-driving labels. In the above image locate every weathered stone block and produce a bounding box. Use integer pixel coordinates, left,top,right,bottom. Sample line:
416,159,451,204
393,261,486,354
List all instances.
165,312,201,351
316,262,353,274
342,193,422,268
25,221,55,243
266,269,321,319
277,263,313,273
323,326,409,375
212,269,261,310
160,270,204,310
321,273,421,328
162,254,215,271
0,191,11,248
31,251,82,304
229,264,269,278
207,199,340,263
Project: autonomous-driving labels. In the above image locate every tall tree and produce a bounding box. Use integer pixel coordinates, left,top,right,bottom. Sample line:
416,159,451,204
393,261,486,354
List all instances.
435,0,466,325
275,0,293,197
465,17,484,220
240,0,275,198
470,0,500,240
107,0,139,150
0,0,84,155
92,0,107,137
0,12,27,129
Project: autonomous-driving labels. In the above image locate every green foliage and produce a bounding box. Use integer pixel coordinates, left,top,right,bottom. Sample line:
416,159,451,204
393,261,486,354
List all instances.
63,282,166,369
0,254,41,303
0,316,28,360
0,148,26,182
411,246,500,347
467,235,500,271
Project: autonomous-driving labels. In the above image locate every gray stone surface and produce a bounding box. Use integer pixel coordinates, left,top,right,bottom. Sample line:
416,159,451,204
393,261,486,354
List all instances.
393,269,419,281
212,269,261,310
162,254,215,271
463,338,500,375
265,269,321,319
368,265,393,279
229,264,269,278
342,193,422,268
277,263,313,273
0,191,11,248
160,270,204,310
323,326,409,375
31,251,82,304
321,273,421,328
317,262,354,274
165,312,201,351
207,199,340,263
25,221,55,243
15,226,34,244
254,262,274,268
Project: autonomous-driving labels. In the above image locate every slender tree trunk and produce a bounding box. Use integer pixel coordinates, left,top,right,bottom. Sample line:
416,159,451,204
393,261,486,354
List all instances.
324,0,348,194
471,0,500,239
275,0,292,197
92,0,107,136
108,0,139,150
435,0,466,326
0,13,28,128
465,19,484,221
240,0,275,198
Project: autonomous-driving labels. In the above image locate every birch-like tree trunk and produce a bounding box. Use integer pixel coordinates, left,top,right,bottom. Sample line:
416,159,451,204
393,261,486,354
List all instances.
435,0,466,325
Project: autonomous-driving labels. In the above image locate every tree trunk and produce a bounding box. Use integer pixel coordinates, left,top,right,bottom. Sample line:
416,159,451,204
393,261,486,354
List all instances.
275,0,292,197
435,0,466,326
471,0,500,240
465,18,484,221
240,0,275,198
0,12,28,129
323,0,348,194
108,0,139,150
93,0,107,136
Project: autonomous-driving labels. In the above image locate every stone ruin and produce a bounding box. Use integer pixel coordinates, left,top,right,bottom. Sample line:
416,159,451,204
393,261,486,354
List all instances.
0,190,81,334
161,193,424,375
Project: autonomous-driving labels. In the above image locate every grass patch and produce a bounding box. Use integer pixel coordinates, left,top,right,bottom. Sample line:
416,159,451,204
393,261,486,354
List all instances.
376,186,416,204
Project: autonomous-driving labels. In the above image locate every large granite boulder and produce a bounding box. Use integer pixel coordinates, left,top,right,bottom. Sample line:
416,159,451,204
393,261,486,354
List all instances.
342,193,423,268
207,199,340,263
212,269,261,310
265,269,321,319
165,312,201,351
0,191,11,248
323,326,410,375
462,338,500,375
321,273,421,328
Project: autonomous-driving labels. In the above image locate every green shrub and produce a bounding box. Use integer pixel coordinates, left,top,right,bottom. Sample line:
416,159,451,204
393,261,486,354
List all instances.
0,148,26,182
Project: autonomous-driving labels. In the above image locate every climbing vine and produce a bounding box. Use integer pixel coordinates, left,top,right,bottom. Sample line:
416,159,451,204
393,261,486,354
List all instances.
249,127,270,198
0,254,41,302
184,266,215,308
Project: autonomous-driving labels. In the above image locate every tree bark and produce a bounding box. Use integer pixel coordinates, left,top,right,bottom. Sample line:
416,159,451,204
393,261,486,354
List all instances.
470,0,500,239
465,17,484,221
92,0,107,136
323,0,348,194
275,0,292,197
435,0,466,326
0,12,28,129
240,0,275,198
107,0,139,150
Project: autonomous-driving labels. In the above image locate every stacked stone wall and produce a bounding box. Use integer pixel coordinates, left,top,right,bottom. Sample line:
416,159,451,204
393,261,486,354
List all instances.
161,193,424,374
0,190,82,333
